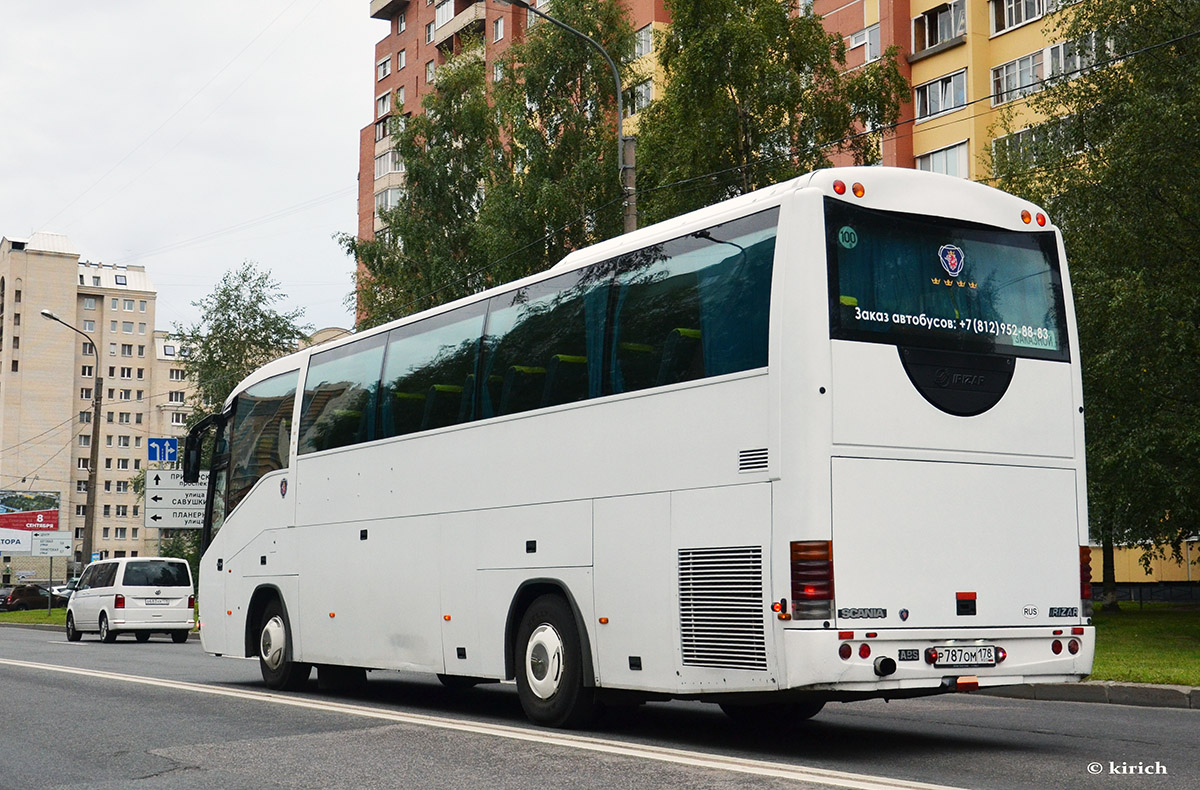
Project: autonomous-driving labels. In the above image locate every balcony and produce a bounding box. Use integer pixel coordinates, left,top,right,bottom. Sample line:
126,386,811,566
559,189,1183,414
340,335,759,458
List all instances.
433,1,485,49
369,0,409,21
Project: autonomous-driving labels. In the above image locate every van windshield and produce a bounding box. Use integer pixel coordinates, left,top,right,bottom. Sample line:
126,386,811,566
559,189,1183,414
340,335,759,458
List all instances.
123,560,190,587
826,198,1069,362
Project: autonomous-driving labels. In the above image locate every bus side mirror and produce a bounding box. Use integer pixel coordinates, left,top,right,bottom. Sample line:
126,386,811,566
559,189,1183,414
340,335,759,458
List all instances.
182,413,222,483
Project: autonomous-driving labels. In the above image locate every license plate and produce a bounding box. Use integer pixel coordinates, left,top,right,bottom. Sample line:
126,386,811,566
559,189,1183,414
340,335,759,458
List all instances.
144,598,169,606
935,645,996,668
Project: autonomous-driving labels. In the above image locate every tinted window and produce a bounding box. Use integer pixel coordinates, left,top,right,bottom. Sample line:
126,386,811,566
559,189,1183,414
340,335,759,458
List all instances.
299,335,387,454
609,209,777,393
229,370,298,512
93,563,118,588
122,560,190,587
826,198,1069,361
381,304,486,436
479,270,606,419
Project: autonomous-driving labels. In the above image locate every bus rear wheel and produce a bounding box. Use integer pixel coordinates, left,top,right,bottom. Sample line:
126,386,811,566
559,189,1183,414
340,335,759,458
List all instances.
258,599,311,691
514,594,597,729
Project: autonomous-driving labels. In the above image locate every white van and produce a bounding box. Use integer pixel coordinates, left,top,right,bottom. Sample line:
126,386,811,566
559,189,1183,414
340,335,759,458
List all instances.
66,557,195,643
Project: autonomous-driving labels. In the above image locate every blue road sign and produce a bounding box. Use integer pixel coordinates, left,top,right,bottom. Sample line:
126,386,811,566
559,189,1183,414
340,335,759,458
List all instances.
148,437,178,463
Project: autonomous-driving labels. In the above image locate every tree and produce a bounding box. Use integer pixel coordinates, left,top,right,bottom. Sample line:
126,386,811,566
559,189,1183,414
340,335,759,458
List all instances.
478,0,636,281
635,0,909,223
172,261,312,419
990,0,1200,603
340,42,502,328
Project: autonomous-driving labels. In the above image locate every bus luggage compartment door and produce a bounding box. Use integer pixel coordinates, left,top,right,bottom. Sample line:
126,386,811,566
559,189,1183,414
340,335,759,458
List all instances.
830,458,1080,630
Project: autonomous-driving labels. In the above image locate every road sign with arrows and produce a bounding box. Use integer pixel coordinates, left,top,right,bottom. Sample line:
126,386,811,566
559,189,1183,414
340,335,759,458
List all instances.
144,470,209,529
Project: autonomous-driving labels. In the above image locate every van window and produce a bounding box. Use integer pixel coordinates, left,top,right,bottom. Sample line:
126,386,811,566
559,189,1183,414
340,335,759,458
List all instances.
92,563,118,588
122,560,190,587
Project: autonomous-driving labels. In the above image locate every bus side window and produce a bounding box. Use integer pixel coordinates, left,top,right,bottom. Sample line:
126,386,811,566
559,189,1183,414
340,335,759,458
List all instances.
298,335,386,454
479,270,604,420
228,370,299,511
379,303,486,438
608,208,777,394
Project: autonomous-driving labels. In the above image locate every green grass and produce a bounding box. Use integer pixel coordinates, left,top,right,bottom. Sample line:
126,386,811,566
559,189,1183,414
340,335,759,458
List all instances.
0,608,67,626
1091,603,1200,686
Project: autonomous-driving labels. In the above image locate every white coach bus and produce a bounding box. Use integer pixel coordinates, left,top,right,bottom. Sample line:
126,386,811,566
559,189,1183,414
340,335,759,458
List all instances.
184,167,1094,728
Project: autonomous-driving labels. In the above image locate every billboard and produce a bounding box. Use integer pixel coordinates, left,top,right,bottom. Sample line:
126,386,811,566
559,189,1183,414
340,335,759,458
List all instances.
0,491,62,553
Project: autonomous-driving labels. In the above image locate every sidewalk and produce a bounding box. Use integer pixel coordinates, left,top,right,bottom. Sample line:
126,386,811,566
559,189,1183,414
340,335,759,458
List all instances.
979,681,1200,710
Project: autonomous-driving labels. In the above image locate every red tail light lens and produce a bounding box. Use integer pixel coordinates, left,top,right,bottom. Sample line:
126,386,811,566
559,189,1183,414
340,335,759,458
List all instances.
839,643,852,660
188,595,195,609
1068,639,1080,655
996,646,1008,663
1051,639,1063,655
115,594,125,609
858,643,871,659
790,541,834,620
924,647,939,664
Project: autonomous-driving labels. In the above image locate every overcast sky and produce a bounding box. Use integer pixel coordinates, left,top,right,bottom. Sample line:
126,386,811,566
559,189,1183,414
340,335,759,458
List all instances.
0,0,382,332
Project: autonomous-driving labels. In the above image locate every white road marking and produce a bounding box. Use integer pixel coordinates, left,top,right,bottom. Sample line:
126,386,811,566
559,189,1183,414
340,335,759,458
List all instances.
0,657,964,790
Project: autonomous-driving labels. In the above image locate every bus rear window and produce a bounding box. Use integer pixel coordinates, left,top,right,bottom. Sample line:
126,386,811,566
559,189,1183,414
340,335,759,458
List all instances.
826,198,1069,362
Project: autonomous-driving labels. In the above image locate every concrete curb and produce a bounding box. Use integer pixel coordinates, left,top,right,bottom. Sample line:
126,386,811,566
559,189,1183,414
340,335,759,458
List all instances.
978,681,1200,710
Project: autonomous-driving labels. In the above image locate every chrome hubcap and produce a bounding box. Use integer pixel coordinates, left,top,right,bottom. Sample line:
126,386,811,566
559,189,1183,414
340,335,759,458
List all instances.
261,615,287,671
525,623,564,700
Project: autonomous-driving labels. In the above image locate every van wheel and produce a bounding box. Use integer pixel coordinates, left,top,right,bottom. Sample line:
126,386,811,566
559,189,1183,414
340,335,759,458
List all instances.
99,614,117,643
258,599,311,691
135,631,151,643
171,630,189,644
515,594,597,729
65,613,81,642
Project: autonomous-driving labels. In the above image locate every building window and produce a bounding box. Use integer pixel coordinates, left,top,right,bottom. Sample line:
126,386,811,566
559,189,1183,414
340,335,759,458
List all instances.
425,21,435,44
1049,34,1098,80
132,527,138,538
122,320,133,333
81,387,92,400
626,81,653,116
137,345,145,357
992,0,1044,35
376,92,391,119
104,480,112,492
992,52,1043,105
169,391,185,403
163,345,175,356
76,480,88,493
171,412,187,426
139,300,146,312
914,2,966,52
850,24,881,62
111,298,119,310
135,413,143,425
138,323,146,334
398,49,407,71
136,368,144,379
109,343,116,356
76,504,87,516
119,389,131,400
118,435,130,448
375,187,402,216
83,320,95,332
124,299,134,311
115,509,127,521
114,275,127,286
79,410,91,423
493,61,504,83
134,436,141,448
120,367,132,379
375,118,390,142
110,320,118,332
425,60,436,84
435,0,453,28
103,505,111,517
635,25,653,58
79,434,91,447
102,527,110,539
169,368,185,381
398,11,406,33
375,150,405,179
377,56,392,81
116,480,129,493
78,459,90,471
119,412,130,424
83,342,94,356
915,70,967,119
117,458,129,470
83,297,96,310
121,344,132,356
493,17,504,42
916,141,970,177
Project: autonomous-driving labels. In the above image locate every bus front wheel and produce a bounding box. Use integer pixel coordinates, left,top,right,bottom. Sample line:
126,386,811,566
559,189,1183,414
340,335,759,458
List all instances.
514,594,598,729
258,599,311,691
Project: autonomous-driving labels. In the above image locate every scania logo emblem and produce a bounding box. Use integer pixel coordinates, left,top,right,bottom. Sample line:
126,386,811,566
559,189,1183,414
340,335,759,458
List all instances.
899,609,910,622
939,244,965,277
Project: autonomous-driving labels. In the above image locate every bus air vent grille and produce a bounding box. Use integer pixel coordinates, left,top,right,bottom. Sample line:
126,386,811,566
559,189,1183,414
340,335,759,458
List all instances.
678,546,768,671
738,448,769,473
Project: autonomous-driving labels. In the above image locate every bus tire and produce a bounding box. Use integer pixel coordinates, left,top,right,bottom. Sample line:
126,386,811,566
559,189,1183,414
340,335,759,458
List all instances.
719,699,825,727
65,613,81,642
515,594,598,729
258,599,311,691
99,613,117,643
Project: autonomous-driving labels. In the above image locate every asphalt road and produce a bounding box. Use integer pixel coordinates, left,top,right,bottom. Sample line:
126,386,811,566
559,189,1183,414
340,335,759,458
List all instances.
0,625,1193,790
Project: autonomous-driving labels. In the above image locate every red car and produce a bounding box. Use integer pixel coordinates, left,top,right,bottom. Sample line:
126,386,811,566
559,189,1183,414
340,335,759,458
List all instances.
0,584,69,611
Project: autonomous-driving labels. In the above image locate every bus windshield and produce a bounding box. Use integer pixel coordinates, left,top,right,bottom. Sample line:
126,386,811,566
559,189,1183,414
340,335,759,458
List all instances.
826,198,1069,361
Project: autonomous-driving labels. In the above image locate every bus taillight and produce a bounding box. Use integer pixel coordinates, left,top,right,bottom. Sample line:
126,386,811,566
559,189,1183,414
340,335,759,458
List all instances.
790,541,833,620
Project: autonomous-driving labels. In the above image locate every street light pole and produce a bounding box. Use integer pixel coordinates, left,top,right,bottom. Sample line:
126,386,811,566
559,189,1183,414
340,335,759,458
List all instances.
40,309,101,571
500,0,637,233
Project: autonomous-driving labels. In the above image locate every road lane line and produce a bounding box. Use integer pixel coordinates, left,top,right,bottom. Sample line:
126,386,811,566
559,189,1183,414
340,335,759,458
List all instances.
0,658,964,790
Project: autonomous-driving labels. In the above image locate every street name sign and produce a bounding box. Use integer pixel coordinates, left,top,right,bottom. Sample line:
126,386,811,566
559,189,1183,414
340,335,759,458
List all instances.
145,470,209,529
32,532,73,556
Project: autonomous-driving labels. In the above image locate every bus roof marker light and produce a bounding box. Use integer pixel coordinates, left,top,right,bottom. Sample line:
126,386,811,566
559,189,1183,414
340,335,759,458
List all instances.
1021,210,1032,224
1036,213,1047,226
852,183,865,198
833,180,847,195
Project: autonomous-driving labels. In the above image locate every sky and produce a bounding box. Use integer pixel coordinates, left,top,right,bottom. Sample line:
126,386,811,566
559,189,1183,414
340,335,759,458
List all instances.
0,0,383,332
